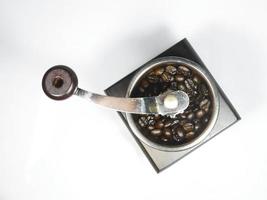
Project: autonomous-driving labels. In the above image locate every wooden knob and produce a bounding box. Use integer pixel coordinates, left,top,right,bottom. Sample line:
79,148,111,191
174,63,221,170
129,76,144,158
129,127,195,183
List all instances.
42,65,78,100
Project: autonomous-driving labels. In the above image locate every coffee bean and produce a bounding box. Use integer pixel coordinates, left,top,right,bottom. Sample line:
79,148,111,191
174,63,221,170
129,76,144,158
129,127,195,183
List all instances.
154,67,164,75
193,76,200,84
193,118,200,124
166,65,177,75
147,116,154,120
164,128,172,137
138,116,148,127
147,116,156,126
178,84,186,91
173,135,182,142
196,110,205,118
161,137,169,142
183,123,194,132
173,128,184,142
170,81,178,90
185,78,196,91
155,121,164,129
139,87,145,93
177,128,184,138
180,113,187,119
199,84,209,96
141,79,149,88
185,131,195,139
161,72,174,82
171,119,179,126
164,120,172,128
151,129,162,135
148,120,155,126
200,99,211,112
148,126,154,130
187,113,194,120
194,123,200,131
175,74,185,82
154,114,161,120
178,66,190,75
203,117,209,123
147,74,159,83
179,120,187,125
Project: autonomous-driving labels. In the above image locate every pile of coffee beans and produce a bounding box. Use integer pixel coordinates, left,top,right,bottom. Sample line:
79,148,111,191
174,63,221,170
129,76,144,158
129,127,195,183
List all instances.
130,63,213,146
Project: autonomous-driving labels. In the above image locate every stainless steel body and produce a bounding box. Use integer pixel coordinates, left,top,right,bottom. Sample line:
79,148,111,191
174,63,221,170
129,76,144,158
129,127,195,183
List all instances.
125,56,220,152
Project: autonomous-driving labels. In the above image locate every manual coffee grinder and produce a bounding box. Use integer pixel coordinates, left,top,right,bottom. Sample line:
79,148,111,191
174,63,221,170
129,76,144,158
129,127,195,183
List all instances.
42,39,240,172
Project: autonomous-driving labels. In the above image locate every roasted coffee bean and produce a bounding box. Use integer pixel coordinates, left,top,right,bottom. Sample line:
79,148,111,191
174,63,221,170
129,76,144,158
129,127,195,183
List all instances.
185,131,195,139
166,65,177,75
161,137,169,142
170,81,178,90
154,114,161,120
139,87,145,93
178,66,190,75
194,93,205,104
141,79,149,88
196,110,205,118
203,117,209,123
183,123,194,132
171,119,179,126
155,121,164,129
175,74,184,82
161,72,174,82
192,106,199,112
148,126,155,130
164,128,172,137
193,118,200,124
147,116,156,126
192,91,198,97
173,128,184,142
179,120,187,125
147,116,154,120
147,74,159,83
193,76,200,84
164,120,172,128
138,116,148,127
173,135,182,142
178,84,186,91
176,128,184,138
199,84,209,96
180,113,187,119
151,129,162,135
194,123,200,131
187,113,195,120
185,79,196,91
148,119,156,126
154,67,164,75
200,99,211,113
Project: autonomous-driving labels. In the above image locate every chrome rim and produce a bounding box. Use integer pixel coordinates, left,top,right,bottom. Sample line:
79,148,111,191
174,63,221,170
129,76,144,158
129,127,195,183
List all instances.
125,56,220,152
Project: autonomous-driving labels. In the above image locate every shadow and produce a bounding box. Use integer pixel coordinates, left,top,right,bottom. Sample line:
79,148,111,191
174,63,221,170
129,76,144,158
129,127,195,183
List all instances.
191,24,266,117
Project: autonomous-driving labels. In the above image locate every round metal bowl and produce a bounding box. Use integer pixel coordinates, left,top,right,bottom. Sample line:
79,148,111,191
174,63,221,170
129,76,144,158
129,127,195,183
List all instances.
125,56,220,152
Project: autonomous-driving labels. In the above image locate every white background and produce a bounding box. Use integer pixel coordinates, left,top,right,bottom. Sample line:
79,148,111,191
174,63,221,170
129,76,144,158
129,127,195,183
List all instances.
0,0,267,199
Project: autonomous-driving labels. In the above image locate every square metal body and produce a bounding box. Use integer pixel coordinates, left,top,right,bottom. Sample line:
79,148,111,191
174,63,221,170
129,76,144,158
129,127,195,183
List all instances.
105,38,240,173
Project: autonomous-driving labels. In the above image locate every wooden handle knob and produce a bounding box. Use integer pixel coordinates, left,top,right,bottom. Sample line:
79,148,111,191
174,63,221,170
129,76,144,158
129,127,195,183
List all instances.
42,65,78,100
